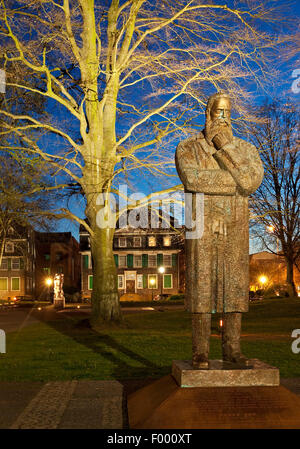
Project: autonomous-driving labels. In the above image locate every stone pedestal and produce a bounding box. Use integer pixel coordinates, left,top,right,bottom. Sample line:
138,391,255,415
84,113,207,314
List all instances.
53,298,65,310
172,359,280,388
128,374,300,429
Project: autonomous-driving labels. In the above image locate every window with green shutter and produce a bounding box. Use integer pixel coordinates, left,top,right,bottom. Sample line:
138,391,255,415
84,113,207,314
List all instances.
163,274,172,289
7,259,11,270
143,274,147,289
114,254,119,267
88,275,93,290
11,277,20,291
127,254,133,268
157,253,163,267
0,278,8,290
142,254,148,267
172,254,177,267
83,255,89,269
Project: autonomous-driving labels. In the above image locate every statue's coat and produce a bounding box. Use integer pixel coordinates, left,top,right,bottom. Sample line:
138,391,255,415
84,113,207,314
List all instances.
175,132,264,313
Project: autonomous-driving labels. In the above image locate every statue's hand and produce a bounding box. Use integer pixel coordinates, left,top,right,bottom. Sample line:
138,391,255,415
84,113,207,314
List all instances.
212,132,232,150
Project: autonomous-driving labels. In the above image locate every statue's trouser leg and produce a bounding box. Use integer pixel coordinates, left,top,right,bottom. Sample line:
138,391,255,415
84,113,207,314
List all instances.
192,313,211,369
222,312,248,364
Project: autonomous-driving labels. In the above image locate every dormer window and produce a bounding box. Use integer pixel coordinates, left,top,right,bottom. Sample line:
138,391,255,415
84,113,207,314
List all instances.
119,237,127,247
163,236,171,246
148,236,156,247
133,237,141,247
5,242,14,253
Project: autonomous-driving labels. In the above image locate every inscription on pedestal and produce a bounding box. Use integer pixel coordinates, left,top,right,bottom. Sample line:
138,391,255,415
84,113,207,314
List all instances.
172,359,280,388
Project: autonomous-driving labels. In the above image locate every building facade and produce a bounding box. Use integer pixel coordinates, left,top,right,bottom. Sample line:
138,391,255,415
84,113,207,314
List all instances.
0,225,35,300
35,232,80,300
80,216,184,301
249,250,300,295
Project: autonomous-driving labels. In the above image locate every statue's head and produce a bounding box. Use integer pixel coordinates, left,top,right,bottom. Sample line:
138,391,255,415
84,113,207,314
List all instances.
204,92,232,145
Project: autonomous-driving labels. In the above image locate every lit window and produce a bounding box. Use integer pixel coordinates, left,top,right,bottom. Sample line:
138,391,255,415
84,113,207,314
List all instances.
0,278,8,290
133,237,141,247
148,255,157,267
5,242,14,253
118,275,124,289
163,254,172,267
148,236,156,247
11,259,20,270
119,237,127,247
119,255,127,268
134,255,142,267
163,236,171,246
148,275,157,289
11,277,20,291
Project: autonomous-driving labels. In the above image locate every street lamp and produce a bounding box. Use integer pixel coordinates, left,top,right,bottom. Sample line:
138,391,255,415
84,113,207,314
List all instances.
158,266,165,300
150,277,155,301
45,277,53,302
259,275,268,289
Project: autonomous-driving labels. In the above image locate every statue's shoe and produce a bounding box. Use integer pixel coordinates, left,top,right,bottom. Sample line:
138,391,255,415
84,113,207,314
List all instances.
192,356,209,370
223,353,251,366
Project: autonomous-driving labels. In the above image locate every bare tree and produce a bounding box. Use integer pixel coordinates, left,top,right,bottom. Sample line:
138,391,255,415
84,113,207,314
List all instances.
0,0,295,323
249,100,300,297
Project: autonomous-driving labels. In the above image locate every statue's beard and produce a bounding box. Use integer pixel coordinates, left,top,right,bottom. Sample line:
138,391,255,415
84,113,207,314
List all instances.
204,118,233,146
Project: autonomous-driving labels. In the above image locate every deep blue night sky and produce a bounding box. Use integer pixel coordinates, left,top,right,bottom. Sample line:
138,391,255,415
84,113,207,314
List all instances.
26,0,299,254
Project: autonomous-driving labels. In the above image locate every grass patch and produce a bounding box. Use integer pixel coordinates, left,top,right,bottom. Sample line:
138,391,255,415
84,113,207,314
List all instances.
0,297,299,381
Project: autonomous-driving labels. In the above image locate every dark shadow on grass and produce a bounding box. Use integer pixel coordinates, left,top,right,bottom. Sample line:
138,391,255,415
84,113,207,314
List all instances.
31,308,169,381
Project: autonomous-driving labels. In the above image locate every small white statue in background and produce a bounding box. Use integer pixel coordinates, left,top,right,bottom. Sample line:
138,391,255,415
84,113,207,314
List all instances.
53,273,65,308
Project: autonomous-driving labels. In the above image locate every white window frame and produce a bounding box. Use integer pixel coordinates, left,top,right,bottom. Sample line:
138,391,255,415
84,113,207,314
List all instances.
137,274,143,289
148,274,157,289
0,258,8,270
0,277,8,291
11,258,20,270
133,237,142,247
118,275,124,289
148,236,156,247
11,277,20,291
88,275,93,290
134,254,142,268
148,254,157,267
119,255,127,268
163,254,172,267
5,242,14,253
118,237,127,248
163,274,173,289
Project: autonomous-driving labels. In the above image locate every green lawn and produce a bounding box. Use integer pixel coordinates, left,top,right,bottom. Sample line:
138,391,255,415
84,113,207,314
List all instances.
0,297,299,381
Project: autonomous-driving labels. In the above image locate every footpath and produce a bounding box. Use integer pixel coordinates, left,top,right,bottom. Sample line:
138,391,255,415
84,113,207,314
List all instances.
0,378,299,429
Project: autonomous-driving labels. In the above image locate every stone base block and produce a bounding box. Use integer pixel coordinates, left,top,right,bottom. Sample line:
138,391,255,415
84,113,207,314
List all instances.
128,375,300,429
172,359,280,388
53,299,65,309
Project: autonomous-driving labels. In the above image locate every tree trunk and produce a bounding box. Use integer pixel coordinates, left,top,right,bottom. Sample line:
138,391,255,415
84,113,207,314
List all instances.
89,224,122,326
286,257,297,297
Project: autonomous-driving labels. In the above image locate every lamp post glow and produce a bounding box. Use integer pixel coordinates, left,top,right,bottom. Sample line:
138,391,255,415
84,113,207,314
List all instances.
45,278,53,287
46,278,52,302
259,275,267,288
150,277,155,301
158,266,165,299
